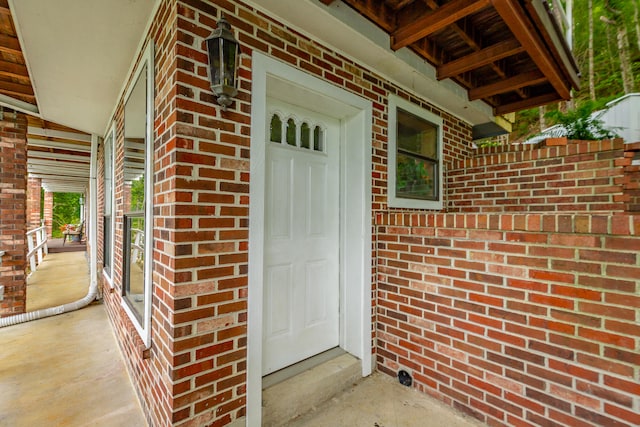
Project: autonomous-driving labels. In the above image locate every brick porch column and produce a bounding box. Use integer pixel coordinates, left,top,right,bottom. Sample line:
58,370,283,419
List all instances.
0,109,28,317
27,177,42,230
44,191,53,237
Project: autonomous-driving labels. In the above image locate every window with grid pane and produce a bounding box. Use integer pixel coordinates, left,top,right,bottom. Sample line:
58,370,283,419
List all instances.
388,95,443,210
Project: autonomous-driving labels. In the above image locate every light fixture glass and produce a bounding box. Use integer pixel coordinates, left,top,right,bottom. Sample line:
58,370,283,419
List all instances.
205,15,241,110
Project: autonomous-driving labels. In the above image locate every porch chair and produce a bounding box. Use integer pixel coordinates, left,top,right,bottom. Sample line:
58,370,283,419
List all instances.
62,222,84,246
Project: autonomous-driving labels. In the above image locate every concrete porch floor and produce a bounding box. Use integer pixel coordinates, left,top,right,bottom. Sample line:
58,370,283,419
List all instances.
26,249,88,312
2,252,485,427
0,251,146,427
285,372,486,427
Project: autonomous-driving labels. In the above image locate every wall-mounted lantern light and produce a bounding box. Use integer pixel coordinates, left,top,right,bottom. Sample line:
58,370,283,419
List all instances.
205,15,241,110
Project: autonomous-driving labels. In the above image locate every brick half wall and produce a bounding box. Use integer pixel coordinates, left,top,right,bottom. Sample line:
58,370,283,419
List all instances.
447,139,629,214
376,212,640,427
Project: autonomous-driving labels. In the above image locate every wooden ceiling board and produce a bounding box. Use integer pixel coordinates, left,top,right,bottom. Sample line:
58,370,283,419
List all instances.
392,0,491,50
337,0,578,115
0,0,36,109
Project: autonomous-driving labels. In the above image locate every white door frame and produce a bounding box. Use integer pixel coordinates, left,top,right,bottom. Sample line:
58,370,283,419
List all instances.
247,52,372,426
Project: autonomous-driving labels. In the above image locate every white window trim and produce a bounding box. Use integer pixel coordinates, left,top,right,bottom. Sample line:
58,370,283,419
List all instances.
103,123,116,288
120,41,154,349
387,94,444,210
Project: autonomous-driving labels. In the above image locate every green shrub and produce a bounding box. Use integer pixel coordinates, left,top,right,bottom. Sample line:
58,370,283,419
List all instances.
544,101,618,140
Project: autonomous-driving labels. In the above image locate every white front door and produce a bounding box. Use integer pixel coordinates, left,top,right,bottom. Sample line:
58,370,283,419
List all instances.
262,98,340,375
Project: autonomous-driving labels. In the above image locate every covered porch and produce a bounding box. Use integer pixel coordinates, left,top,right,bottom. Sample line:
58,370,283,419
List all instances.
1,253,483,427
2,1,639,427
0,251,146,426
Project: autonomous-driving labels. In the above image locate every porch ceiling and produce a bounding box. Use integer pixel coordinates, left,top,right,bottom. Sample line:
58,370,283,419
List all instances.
8,0,157,135
1,0,156,194
26,116,92,194
321,0,580,115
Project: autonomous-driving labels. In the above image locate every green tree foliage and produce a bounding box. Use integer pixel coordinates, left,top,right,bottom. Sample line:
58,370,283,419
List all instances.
129,177,145,212
573,0,639,101
52,192,82,237
510,0,640,142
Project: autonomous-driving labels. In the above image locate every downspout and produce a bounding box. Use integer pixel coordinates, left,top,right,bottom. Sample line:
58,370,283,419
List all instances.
0,134,99,328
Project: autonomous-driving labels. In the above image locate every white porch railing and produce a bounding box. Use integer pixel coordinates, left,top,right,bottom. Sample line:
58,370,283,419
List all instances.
131,228,144,266
26,225,48,273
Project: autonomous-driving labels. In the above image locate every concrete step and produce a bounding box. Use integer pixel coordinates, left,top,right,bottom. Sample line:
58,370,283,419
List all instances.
262,351,362,427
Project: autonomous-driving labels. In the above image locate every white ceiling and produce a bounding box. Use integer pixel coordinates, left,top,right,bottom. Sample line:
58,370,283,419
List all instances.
10,0,158,135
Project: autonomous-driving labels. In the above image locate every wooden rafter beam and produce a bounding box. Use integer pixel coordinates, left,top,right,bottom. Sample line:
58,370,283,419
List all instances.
494,92,560,115
469,70,546,100
411,38,442,66
0,60,30,81
345,0,395,32
320,0,335,4
0,90,36,103
414,42,478,90
0,79,34,96
437,39,524,80
492,0,570,100
389,0,414,10
391,0,490,51
421,0,526,99
0,34,22,56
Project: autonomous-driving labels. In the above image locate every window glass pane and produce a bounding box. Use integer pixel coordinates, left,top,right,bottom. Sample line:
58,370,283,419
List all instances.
301,122,311,149
104,134,113,212
397,109,438,159
123,215,145,322
103,131,114,276
124,65,147,213
125,176,145,212
270,114,282,143
396,153,437,200
313,126,324,151
286,118,296,146
103,215,112,275
123,61,149,324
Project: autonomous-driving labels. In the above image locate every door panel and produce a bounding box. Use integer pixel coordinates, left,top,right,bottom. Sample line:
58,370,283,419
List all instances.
263,99,340,375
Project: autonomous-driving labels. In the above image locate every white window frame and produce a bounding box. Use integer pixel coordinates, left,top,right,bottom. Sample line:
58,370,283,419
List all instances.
121,41,154,348
102,124,116,288
387,94,444,210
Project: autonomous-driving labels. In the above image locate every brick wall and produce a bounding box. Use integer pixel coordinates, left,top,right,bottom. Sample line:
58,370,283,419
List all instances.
376,136,640,427
0,110,28,317
97,1,640,427
26,177,41,230
100,1,176,426
96,143,104,272
101,0,471,424
622,142,640,212
375,212,640,427
161,1,471,426
447,139,629,214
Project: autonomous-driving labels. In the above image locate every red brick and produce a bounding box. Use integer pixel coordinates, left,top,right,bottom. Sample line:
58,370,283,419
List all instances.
605,404,640,425
578,353,634,377
529,270,575,284
578,301,636,321
579,327,635,349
